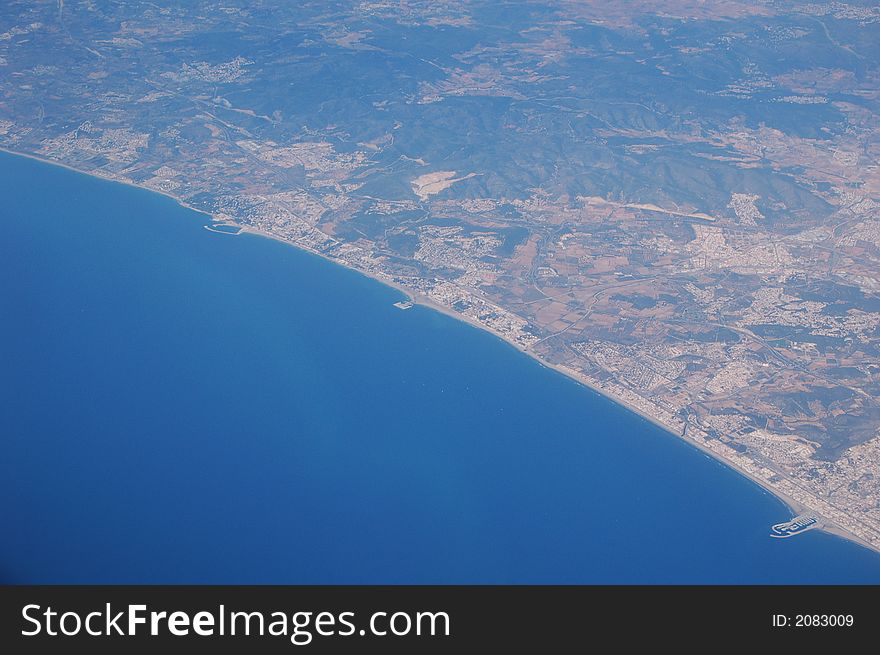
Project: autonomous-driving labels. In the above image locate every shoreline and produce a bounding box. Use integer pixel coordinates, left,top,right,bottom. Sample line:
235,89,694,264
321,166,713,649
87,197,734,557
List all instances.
0,146,217,222
4,145,878,557
240,225,880,556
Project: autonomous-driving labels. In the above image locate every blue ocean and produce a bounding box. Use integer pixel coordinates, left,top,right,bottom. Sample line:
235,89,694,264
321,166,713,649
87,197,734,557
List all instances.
2,150,879,583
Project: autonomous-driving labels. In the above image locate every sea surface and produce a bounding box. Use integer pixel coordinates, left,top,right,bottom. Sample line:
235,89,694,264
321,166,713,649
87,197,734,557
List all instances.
2,150,880,583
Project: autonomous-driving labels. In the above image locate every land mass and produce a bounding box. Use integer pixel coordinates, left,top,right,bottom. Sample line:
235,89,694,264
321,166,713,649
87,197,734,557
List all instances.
2,1,879,553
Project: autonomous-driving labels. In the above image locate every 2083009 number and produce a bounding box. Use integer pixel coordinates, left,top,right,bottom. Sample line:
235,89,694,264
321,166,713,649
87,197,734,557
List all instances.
795,615,854,627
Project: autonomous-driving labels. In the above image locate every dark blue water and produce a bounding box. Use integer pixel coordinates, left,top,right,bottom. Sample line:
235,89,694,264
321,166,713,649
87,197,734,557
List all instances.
2,151,879,583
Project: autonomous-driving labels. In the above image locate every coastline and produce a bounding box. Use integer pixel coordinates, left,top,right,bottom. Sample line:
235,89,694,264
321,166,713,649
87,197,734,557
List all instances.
3,145,878,557
0,146,217,222
240,225,880,556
